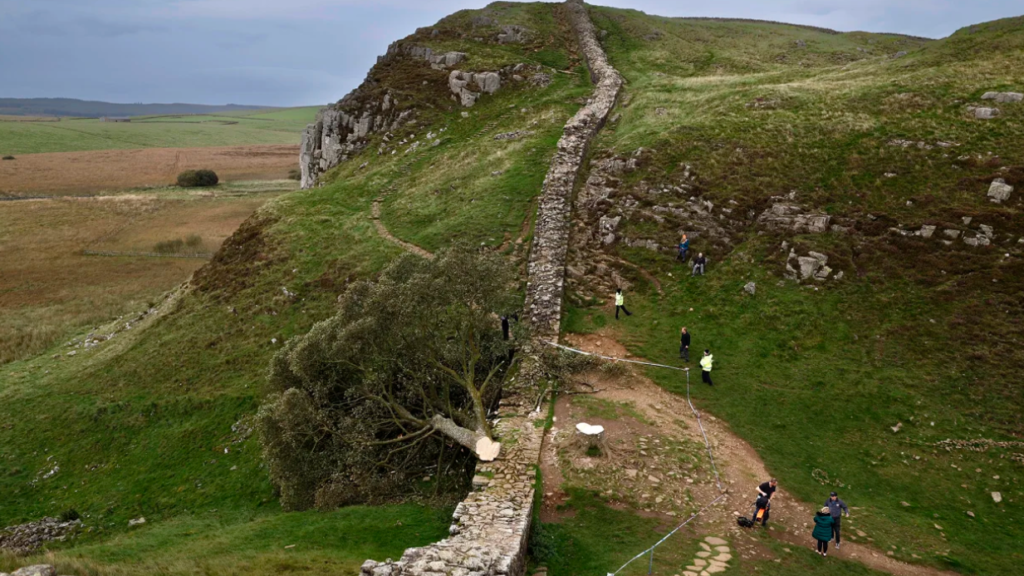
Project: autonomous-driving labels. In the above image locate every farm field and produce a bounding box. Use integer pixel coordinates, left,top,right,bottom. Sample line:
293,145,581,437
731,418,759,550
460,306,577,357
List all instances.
0,181,294,364
0,107,320,155
0,144,299,196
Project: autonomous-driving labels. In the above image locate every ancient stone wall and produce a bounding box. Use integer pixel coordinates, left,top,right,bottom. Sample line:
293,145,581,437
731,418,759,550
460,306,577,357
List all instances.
523,0,623,343
360,3,621,576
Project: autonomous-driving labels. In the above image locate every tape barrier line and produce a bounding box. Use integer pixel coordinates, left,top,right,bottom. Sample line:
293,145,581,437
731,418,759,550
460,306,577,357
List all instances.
540,340,728,574
542,340,723,489
607,493,727,576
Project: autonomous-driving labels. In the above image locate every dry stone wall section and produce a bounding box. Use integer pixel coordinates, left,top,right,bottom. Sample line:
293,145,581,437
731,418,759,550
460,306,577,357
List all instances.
523,0,623,343
360,3,622,576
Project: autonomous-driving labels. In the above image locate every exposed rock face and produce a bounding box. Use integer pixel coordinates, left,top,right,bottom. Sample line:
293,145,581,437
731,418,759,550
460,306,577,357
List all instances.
523,0,623,342
301,47,549,187
381,42,467,70
300,85,415,188
981,91,1023,103
757,203,831,233
497,25,531,44
448,70,503,107
0,517,81,555
988,178,1014,203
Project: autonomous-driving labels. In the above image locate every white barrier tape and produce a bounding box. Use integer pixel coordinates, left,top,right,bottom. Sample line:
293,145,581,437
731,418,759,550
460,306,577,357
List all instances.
607,492,727,576
542,341,690,372
542,340,724,489
540,339,729,574
685,369,724,491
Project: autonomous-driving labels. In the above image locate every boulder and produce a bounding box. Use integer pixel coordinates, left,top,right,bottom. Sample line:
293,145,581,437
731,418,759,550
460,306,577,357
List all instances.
743,282,756,295
448,71,481,107
497,25,530,44
981,92,1023,103
973,107,1000,119
919,225,936,238
473,72,501,94
988,179,1013,203
12,567,56,576
797,257,821,280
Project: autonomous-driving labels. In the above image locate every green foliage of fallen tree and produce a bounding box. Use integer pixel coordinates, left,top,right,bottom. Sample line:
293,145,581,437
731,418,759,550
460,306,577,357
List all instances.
258,248,524,511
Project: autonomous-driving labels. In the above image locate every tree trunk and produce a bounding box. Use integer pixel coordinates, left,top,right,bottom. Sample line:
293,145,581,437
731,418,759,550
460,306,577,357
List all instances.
430,414,501,461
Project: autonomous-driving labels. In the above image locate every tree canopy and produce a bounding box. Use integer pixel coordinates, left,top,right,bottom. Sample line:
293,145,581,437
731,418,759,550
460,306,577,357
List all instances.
257,249,522,510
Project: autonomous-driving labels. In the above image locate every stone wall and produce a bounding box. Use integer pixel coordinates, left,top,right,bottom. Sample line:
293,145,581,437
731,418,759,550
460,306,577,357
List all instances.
523,0,623,343
360,399,543,576
360,4,622,576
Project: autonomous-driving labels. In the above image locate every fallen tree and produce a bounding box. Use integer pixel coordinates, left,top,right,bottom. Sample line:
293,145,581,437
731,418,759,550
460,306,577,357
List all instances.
258,249,521,510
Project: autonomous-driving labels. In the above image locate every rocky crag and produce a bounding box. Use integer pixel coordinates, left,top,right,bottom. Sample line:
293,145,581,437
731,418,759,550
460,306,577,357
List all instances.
299,25,552,188
359,3,622,576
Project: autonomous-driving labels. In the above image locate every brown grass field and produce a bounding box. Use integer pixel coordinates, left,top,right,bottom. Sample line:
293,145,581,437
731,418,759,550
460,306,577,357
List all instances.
0,144,298,196
0,187,285,363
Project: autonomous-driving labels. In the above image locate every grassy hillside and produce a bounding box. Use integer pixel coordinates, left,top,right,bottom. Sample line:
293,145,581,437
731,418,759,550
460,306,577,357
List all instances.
2,3,1023,576
555,8,1024,575
0,107,320,155
0,3,588,572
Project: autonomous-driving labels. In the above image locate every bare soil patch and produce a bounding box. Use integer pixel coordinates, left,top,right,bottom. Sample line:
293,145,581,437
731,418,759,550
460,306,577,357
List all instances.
0,144,298,196
544,329,957,576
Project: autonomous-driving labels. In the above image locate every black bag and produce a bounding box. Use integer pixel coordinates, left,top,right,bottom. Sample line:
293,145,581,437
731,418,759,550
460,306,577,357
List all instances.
737,516,755,528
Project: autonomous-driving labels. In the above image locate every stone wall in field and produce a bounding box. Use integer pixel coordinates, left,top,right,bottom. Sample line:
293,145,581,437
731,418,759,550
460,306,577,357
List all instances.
359,3,622,576
523,0,623,343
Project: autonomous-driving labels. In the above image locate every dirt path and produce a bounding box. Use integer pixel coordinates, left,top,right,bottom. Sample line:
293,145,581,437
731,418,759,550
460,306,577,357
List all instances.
540,330,957,576
370,198,434,260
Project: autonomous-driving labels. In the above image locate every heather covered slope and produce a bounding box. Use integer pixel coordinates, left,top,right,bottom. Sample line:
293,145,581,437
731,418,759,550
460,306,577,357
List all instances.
554,8,1024,576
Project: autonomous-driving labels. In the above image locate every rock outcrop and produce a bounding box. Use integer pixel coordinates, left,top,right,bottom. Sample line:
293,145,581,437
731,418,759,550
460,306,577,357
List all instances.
988,178,1014,203
981,91,1023,103
300,44,548,188
757,202,832,234
299,69,421,190
0,517,81,555
524,0,623,342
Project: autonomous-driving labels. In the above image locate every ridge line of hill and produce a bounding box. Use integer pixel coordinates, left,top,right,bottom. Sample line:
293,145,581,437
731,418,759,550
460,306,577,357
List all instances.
666,17,935,41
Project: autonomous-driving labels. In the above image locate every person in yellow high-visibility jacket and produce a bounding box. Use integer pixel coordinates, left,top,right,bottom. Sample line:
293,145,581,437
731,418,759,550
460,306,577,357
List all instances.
700,349,714,386
614,288,632,320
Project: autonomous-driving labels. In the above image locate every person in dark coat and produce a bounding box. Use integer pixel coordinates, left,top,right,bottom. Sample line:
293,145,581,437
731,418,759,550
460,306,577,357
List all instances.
824,491,851,548
692,253,707,276
679,326,691,361
755,478,777,526
812,507,835,556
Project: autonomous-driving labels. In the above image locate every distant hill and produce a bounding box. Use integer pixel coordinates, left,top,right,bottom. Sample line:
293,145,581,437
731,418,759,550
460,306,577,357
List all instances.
0,97,276,118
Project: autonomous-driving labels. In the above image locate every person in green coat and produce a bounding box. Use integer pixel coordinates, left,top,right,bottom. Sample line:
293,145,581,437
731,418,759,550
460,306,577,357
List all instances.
812,506,835,556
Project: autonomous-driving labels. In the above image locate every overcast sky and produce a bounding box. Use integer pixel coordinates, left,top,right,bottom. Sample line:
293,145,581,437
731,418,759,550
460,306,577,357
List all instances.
0,0,1020,107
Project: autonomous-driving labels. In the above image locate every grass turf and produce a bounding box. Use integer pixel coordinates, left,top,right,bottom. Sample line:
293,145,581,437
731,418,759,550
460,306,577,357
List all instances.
0,107,318,155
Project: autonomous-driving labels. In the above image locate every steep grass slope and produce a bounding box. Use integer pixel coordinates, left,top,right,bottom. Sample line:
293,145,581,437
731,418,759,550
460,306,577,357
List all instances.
557,8,1024,575
0,3,588,573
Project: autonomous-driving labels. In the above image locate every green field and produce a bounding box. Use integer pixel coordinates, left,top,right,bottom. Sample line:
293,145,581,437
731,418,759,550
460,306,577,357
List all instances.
0,107,320,155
